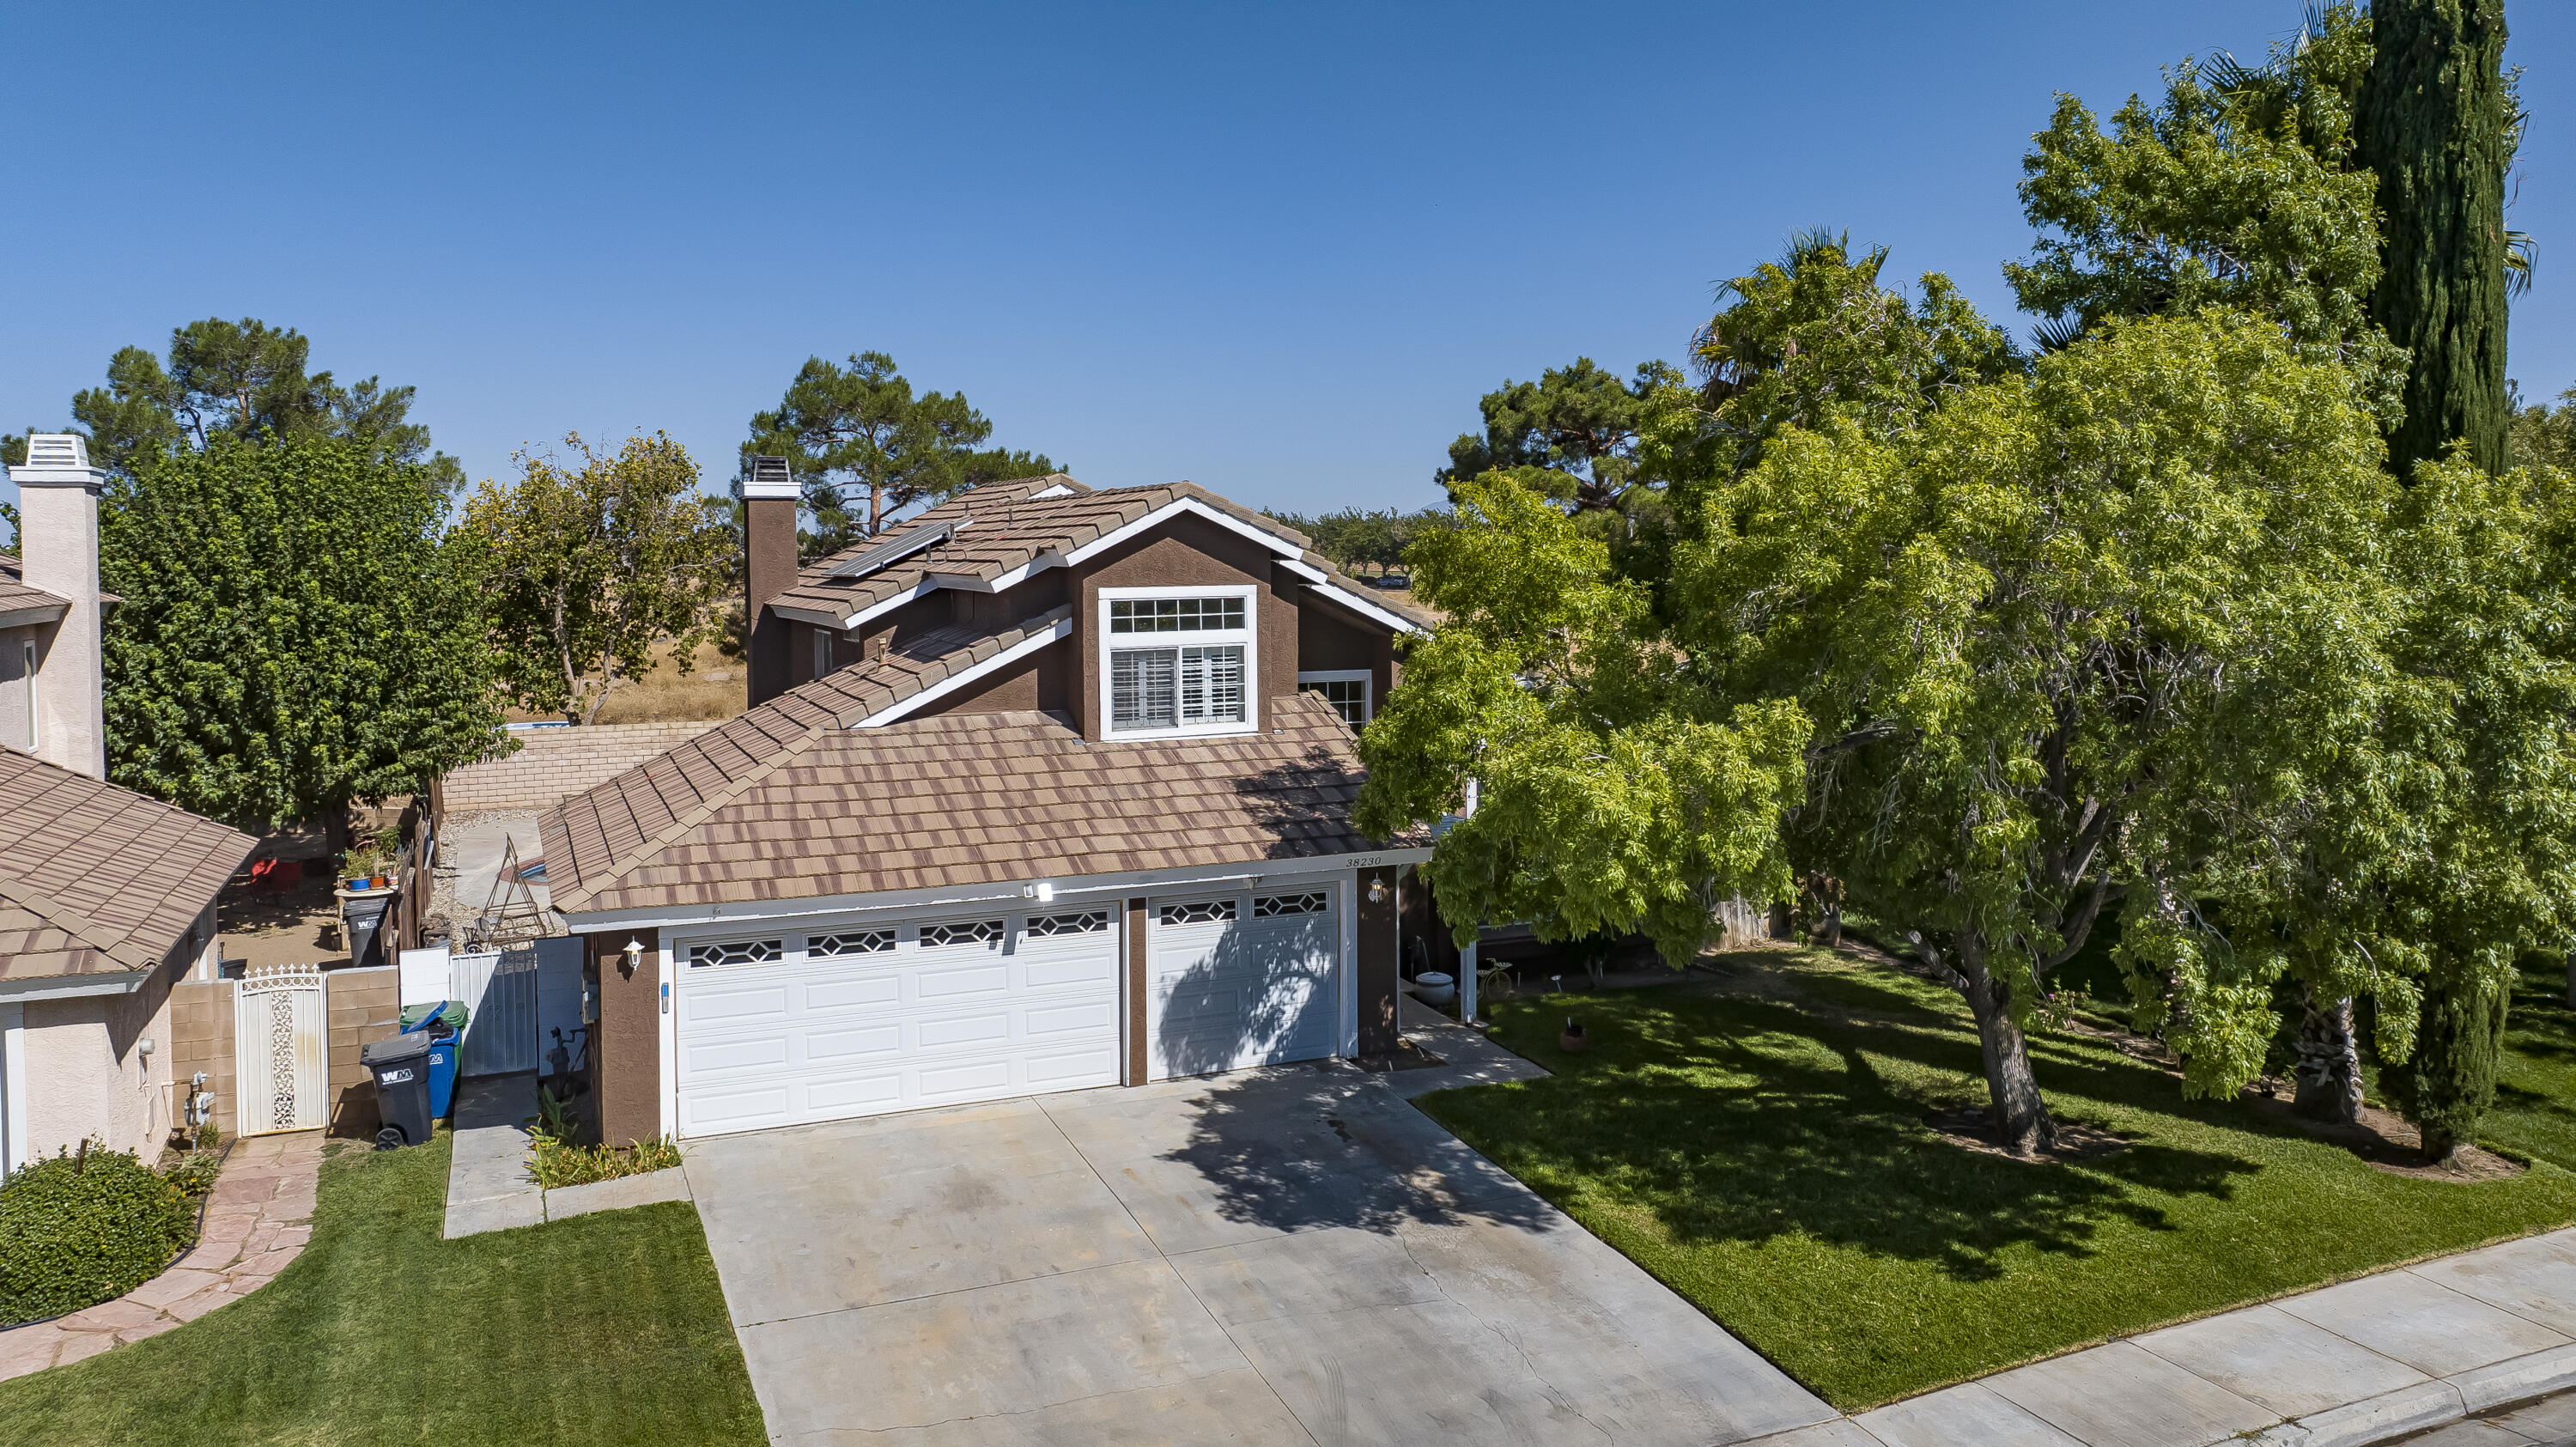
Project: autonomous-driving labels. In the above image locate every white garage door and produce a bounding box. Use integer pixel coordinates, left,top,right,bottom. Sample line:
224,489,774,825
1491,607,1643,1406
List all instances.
1146,885,1344,1080
675,906,1122,1137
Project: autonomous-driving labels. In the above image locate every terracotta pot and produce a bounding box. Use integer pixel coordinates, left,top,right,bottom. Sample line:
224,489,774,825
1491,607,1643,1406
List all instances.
1559,1026,1588,1054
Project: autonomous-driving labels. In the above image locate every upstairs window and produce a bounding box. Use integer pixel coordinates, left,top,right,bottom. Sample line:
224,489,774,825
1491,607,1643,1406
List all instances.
1297,671,1371,727
1101,587,1256,739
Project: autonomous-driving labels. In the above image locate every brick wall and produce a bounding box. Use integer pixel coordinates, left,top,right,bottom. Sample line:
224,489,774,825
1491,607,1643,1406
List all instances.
170,978,237,1136
170,967,403,1139
325,966,401,1138
440,721,717,814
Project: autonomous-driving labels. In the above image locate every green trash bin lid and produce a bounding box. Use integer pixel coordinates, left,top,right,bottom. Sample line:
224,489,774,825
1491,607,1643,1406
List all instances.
398,1000,469,1031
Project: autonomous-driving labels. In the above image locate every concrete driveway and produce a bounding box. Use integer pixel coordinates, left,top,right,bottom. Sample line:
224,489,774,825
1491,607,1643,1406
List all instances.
683,1058,1833,1446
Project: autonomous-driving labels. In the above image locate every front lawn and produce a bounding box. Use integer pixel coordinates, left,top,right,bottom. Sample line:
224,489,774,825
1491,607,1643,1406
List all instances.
0,1132,762,1446
2488,955,2576,1174
1417,951,2576,1412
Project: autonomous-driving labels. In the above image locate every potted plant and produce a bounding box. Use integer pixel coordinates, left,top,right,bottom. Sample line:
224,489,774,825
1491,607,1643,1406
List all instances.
1559,1017,1587,1054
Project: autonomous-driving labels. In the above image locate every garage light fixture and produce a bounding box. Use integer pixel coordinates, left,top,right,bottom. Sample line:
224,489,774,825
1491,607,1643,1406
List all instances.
1367,878,1389,904
1021,881,1056,903
621,937,645,975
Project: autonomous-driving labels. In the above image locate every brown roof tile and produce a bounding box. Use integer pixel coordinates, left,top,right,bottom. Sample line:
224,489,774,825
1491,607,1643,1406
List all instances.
0,747,258,979
541,691,1418,916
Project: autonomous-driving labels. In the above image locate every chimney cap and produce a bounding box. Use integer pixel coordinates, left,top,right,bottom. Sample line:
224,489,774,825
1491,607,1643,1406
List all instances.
9,433,103,489
741,454,797,502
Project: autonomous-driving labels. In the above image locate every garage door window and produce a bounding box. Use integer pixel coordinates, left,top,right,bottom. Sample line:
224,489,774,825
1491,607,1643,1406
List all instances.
1158,899,1236,926
811,929,895,957
690,938,783,968
920,919,1005,948
1252,891,1329,918
1027,910,1110,937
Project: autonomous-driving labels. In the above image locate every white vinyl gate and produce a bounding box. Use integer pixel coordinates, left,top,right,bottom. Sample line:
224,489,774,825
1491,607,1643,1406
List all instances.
448,946,541,1077
234,964,327,1134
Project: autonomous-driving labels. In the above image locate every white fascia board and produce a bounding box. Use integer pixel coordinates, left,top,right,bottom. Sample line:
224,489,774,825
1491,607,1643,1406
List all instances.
561,846,1434,936
1303,581,1423,634
1277,557,1328,583
0,970,153,1002
854,615,1072,727
0,604,67,629
1060,497,1307,568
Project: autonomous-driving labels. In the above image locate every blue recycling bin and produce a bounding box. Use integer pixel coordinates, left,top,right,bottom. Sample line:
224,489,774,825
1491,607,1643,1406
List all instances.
399,1000,465,1118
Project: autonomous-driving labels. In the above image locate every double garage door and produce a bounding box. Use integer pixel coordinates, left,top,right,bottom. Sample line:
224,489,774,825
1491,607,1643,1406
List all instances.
675,884,1346,1137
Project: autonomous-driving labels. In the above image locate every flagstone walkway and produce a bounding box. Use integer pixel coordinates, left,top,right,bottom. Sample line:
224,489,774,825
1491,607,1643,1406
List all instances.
0,1129,323,1383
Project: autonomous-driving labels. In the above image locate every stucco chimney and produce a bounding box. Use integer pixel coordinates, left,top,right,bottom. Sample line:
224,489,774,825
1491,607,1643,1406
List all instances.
7,435,108,778
740,455,800,707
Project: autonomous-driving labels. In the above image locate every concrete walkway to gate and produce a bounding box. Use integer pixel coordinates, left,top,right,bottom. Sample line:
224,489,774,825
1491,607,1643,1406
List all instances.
441,1073,689,1237
0,1130,322,1383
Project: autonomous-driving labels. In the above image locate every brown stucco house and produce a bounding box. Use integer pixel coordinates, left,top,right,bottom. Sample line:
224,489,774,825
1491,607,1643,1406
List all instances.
538,468,1437,1145
2,436,258,1171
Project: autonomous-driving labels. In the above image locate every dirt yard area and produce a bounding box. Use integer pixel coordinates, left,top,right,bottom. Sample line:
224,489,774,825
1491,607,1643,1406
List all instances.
503,637,746,728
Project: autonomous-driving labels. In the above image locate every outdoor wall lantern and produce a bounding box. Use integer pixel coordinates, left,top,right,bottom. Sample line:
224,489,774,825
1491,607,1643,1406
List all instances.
1367,877,1389,904
621,937,644,976
1022,881,1056,903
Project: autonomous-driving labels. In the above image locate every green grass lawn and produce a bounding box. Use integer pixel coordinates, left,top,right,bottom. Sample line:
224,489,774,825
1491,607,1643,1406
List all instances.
2488,956,2576,1174
1418,951,2576,1412
0,1132,762,1446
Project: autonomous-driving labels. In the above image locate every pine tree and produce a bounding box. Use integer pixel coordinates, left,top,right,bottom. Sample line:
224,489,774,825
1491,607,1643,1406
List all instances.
2357,0,2513,477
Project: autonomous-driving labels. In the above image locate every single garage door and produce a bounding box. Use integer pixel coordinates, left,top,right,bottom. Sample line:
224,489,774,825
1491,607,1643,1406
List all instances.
675,906,1122,1137
1146,884,1344,1080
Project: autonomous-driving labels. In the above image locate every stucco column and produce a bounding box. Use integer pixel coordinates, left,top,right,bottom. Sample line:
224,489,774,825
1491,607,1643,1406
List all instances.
8,434,107,779
1355,866,1401,1057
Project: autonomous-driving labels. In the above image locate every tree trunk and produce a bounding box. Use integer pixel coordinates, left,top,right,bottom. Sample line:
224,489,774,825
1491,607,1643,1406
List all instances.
2292,988,2366,1126
1821,902,1843,949
1953,933,2057,1157
2358,0,2512,478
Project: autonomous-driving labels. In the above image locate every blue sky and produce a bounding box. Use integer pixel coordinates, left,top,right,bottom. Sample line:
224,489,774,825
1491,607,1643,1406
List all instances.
3,2,2569,521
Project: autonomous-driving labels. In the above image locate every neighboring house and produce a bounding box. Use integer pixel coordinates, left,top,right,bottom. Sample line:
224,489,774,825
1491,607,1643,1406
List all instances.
539,469,1438,1145
0,435,258,1171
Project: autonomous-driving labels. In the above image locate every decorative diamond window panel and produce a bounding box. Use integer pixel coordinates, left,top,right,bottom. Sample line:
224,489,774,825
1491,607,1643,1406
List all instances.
1253,891,1330,919
810,930,895,958
920,919,1005,948
1027,910,1110,937
1110,596,1246,634
691,938,783,968
1158,899,1238,926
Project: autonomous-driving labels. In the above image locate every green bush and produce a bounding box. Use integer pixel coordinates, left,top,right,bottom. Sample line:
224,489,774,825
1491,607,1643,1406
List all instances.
0,1144,193,1326
528,1135,681,1189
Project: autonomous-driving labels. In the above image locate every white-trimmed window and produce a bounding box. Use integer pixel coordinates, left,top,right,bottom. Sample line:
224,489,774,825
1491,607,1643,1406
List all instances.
1101,586,1256,739
1297,670,1371,727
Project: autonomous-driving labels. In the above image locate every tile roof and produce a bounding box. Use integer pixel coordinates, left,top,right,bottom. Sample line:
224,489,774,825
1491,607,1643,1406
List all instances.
542,690,1413,917
0,553,70,621
767,474,1433,632
0,747,259,978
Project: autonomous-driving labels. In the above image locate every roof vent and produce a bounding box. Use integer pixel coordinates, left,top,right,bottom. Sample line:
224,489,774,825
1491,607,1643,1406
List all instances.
741,454,797,502
24,435,90,470
826,517,969,579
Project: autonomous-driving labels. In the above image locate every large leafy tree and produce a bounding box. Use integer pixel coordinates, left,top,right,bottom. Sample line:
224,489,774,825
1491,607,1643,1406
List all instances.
454,433,736,726
744,351,1054,555
70,318,466,494
99,434,502,836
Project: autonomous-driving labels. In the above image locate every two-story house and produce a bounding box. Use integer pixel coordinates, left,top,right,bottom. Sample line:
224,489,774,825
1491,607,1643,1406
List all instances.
541,467,1435,1146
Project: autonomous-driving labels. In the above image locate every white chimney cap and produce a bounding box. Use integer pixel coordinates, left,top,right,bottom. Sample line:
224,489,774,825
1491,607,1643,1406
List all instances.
10,433,102,489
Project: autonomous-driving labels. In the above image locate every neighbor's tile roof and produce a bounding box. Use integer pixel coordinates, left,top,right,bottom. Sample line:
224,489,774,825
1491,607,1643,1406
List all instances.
541,690,1410,916
0,553,70,620
0,747,258,978
767,474,1433,632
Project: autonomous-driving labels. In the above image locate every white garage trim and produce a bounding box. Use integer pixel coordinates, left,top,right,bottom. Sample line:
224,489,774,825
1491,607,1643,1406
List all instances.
0,1002,25,1173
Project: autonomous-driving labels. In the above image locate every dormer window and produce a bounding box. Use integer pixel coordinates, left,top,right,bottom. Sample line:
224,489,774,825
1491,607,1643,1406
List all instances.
1101,586,1256,739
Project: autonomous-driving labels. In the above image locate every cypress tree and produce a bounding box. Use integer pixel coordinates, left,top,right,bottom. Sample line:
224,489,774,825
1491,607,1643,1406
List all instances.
2355,0,2513,477
2383,972,2507,1163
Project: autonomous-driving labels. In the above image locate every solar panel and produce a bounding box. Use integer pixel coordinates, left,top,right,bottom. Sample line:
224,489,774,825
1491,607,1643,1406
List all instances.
825,517,967,579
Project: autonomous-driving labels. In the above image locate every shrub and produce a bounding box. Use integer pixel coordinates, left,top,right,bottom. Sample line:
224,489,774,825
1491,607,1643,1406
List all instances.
527,1136,681,1189
0,1142,194,1325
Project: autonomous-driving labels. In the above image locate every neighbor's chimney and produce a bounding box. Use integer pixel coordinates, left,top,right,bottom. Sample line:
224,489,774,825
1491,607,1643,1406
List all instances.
741,455,800,707
7,435,108,778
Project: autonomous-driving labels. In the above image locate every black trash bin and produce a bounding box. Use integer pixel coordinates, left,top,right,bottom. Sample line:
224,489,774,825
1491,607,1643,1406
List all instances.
361,1032,434,1150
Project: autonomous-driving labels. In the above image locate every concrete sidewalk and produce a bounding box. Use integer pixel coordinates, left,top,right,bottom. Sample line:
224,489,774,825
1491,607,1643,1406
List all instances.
1742,1227,2576,1447
441,1073,689,1237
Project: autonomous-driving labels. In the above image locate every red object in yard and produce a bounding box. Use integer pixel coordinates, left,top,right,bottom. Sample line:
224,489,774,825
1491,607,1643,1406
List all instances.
247,858,297,896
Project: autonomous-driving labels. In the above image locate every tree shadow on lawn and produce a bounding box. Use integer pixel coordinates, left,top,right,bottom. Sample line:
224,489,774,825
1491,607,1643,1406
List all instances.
1435,990,2269,1284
